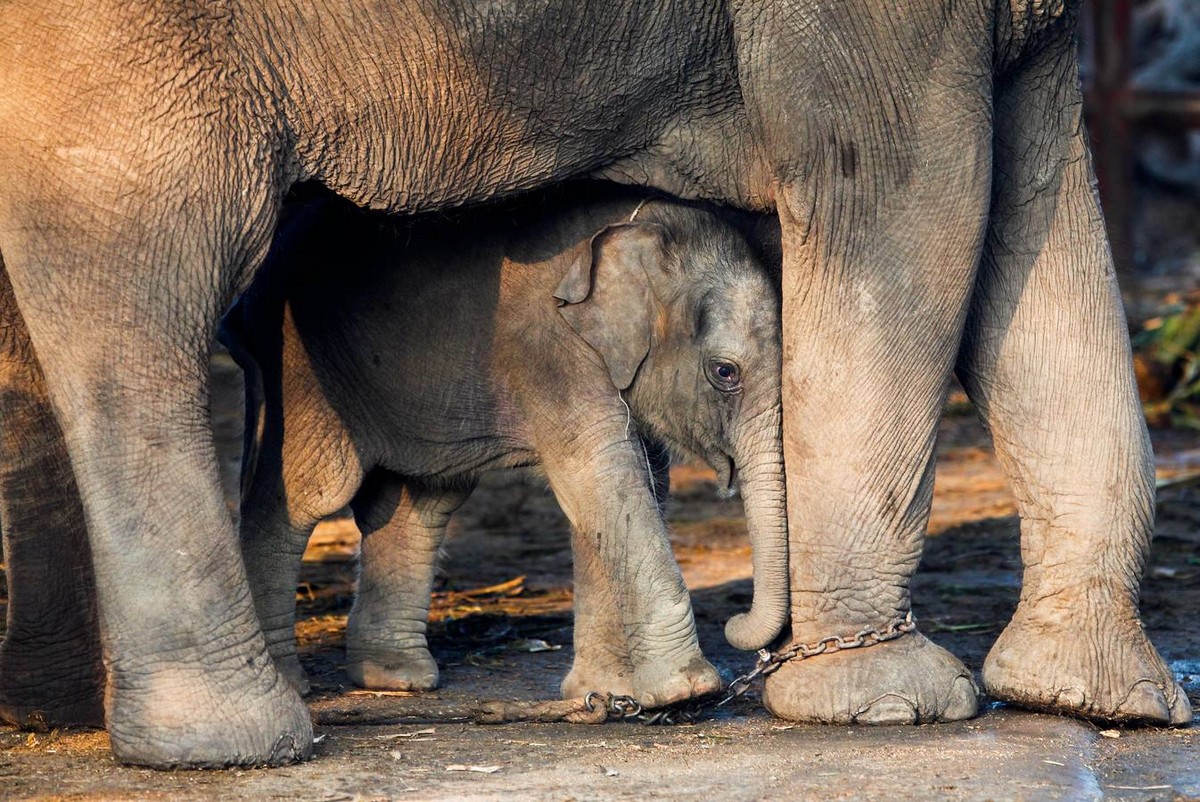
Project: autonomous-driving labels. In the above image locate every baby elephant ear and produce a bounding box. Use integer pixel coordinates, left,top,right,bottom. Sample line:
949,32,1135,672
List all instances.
553,222,667,390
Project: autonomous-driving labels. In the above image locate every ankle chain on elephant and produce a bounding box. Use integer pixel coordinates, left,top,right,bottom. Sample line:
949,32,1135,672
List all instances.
719,611,918,705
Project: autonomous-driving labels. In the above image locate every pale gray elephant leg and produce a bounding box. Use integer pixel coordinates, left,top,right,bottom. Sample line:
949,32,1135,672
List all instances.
238,372,365,696
756,11,994,724
562,436,667,699
345,473,470,691
560,521,637,699
0,259,104,729
0,157,310,765
542,418,720,709
958,33,1190,726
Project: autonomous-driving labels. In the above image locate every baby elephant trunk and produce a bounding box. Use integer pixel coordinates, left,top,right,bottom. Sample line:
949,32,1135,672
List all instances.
723,404,790,651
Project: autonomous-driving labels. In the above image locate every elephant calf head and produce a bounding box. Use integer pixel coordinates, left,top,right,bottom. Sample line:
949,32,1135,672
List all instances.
554,199,788,651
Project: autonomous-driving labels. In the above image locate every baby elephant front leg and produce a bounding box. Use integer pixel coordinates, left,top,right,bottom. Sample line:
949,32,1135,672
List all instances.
346,473,470,691
546,434,721,709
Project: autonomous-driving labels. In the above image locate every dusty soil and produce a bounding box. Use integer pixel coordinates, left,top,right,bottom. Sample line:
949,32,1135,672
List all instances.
0,356,1197,800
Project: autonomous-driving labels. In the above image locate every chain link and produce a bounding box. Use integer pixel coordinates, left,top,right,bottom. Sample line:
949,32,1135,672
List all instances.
717,610,917,708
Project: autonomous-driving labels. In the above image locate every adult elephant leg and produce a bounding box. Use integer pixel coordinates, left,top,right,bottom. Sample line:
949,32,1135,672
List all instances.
346,474,470,691
0,258,104,729
959,30,1190,725
750,4,991,724
1,187,310,767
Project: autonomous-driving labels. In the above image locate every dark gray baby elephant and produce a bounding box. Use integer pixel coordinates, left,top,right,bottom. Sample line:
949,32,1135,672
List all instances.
222,188,787,709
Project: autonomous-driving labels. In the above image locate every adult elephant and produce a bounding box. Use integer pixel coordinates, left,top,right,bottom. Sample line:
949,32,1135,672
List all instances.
0,0,1188,768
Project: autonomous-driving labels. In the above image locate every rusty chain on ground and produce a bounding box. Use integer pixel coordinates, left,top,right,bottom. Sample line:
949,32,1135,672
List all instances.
466,611,918,727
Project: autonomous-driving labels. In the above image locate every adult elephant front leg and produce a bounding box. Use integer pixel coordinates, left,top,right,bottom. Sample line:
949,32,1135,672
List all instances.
0,258,104,729
0,166,311,765
960,24,1189,725
747,2,992,724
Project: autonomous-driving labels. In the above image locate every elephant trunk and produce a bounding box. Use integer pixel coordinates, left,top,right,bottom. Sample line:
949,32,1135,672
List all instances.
723,404,790,651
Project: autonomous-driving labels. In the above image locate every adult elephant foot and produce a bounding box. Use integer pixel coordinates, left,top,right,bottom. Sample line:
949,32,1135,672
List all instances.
106,664,312,769
984,606,1191,726
762,633,978,724
345,646,440,692
0,645,104,729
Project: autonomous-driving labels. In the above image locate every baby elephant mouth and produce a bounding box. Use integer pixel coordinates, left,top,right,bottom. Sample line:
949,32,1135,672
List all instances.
715,454,739,498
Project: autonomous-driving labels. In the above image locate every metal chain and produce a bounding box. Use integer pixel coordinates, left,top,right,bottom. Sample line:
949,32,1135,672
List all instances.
579,691,711,726
717,611,917,708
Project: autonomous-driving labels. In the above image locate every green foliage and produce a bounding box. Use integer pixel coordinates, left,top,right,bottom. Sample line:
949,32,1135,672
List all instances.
1134,293,1200,428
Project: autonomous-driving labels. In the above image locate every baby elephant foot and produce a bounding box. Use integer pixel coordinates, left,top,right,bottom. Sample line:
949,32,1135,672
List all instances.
763,631,978,724
346,647,440,691
561,652,637,700
630,653,724,709
984,606,1192,726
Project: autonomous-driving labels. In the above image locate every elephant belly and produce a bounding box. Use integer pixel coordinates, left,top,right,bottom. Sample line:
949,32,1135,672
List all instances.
267,0,751,213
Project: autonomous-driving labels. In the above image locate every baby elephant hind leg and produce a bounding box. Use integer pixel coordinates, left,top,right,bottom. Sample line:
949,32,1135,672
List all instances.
346,473,470,691
961,33,1189,726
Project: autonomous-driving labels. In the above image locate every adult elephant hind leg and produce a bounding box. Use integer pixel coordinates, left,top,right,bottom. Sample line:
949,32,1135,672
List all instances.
1,196,311,767
959,31,1189,726
0,256,104,730
345,474,470,691
751,5,992,724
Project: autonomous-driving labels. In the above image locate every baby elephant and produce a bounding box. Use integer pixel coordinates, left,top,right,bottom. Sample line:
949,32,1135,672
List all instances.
224,187,787,709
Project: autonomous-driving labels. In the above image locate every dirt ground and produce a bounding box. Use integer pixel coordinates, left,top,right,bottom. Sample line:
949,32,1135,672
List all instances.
0,355,1197,801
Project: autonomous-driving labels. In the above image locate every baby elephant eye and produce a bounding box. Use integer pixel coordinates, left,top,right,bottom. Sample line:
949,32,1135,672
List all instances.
706,359,742,392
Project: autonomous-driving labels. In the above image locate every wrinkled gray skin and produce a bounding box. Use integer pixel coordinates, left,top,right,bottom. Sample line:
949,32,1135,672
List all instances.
0,260,104,730
0,0,1189,769
222,189,787,706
